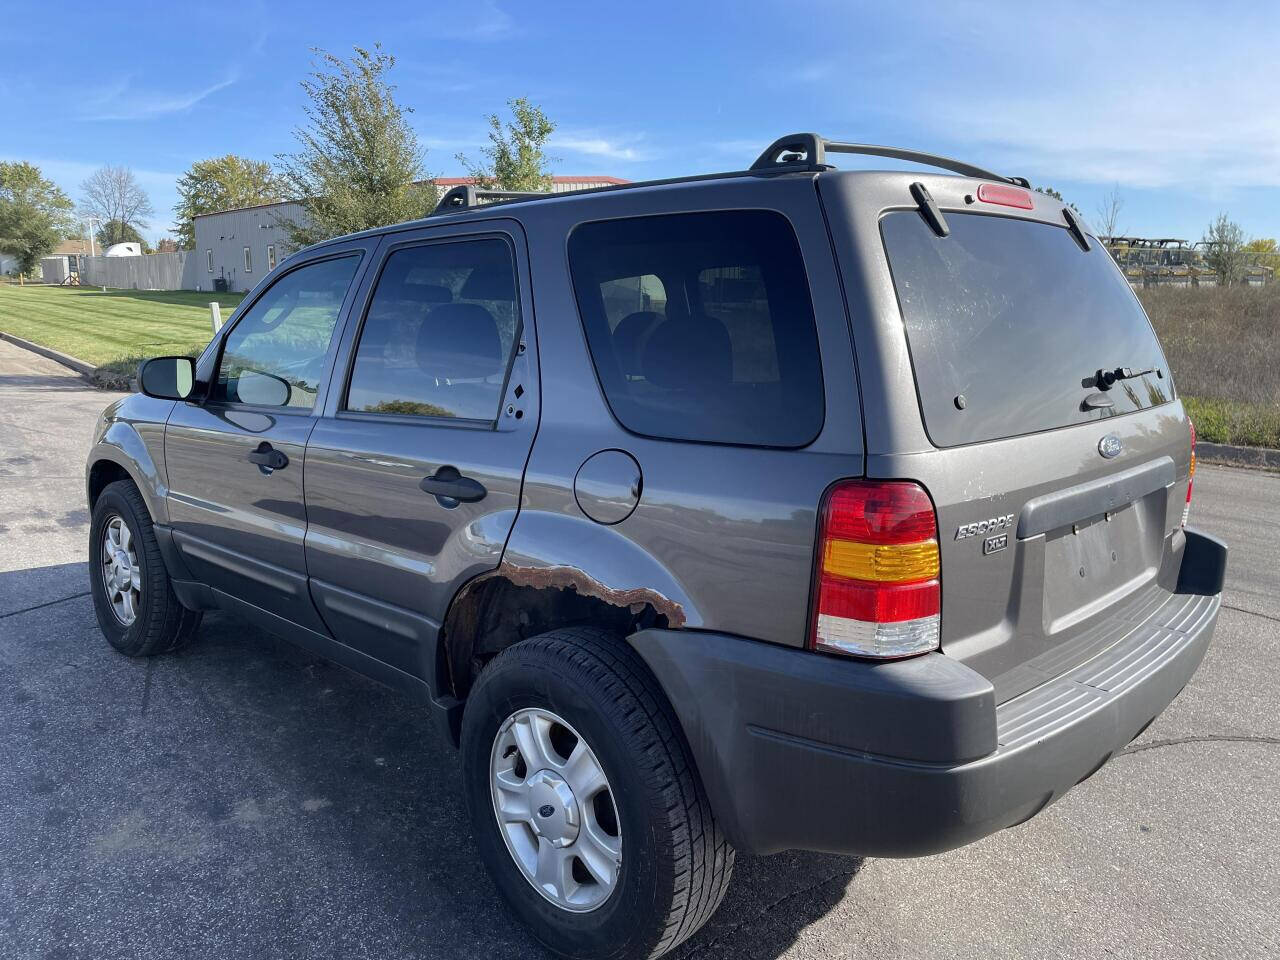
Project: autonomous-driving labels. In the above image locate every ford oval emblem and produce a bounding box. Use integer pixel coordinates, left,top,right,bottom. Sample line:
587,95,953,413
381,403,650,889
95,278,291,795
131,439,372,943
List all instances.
1098,434,1123,459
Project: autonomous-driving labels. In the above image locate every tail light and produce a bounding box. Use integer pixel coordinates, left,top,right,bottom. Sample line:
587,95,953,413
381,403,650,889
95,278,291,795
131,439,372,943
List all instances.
1182,418,1196,527
810,480,940,659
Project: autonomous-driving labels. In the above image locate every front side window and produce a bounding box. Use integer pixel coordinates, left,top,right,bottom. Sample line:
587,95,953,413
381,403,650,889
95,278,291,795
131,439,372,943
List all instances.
213,254,360,409
345,238,518,421
569,210,824,447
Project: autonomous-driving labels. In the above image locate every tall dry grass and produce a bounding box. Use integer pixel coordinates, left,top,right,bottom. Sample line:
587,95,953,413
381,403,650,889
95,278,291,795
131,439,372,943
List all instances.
1139,284,1280,446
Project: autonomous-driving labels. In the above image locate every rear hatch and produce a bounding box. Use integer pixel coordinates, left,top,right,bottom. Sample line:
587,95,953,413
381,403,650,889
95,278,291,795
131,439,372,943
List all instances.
821,173,1193,702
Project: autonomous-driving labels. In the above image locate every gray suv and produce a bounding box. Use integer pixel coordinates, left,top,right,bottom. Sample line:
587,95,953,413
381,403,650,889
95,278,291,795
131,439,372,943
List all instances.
86,134,1226,959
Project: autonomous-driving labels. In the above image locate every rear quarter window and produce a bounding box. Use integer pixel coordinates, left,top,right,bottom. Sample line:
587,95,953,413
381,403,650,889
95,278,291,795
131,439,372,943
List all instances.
568,210,824,447
881,211,1172,447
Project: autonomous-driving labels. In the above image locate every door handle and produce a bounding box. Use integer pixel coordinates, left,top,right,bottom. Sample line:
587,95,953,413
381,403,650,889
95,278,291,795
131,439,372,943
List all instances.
246,441,289,471
419,465,487,504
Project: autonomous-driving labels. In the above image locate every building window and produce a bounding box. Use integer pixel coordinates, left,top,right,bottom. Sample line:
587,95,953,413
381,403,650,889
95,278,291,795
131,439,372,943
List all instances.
266,244,276,271
243,246,253,273
207,249,213,273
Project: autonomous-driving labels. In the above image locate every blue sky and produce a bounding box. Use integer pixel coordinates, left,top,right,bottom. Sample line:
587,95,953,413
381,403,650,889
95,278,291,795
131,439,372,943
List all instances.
3,0,1277,244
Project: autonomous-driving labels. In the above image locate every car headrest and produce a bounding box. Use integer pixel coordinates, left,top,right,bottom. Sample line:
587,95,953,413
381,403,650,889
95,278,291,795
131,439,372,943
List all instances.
640,313,732,389
459,262,516,301
612,311,664,377
415,303,504,380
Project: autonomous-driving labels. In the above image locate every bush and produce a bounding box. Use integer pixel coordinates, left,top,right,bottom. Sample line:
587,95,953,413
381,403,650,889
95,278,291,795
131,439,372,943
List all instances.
1140,285,1280,447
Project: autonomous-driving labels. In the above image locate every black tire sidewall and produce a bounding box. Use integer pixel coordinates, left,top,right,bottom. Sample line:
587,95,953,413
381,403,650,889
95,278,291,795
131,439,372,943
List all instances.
89,483,162,656
462,648,671,960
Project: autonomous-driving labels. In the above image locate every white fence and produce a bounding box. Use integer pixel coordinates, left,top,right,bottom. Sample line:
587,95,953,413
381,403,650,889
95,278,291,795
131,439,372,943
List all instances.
78,251,200,290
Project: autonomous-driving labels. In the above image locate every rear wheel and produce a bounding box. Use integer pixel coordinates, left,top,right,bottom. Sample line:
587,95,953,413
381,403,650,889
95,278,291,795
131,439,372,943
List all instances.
461,627,733,960
89,479,202,656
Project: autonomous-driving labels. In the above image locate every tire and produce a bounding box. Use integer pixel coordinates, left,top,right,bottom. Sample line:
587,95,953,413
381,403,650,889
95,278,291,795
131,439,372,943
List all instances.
89,479,202,657
461,627,734,960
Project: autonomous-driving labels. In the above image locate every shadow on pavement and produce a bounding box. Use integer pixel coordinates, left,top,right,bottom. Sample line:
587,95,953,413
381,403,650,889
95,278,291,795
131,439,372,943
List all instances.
1,565,862,959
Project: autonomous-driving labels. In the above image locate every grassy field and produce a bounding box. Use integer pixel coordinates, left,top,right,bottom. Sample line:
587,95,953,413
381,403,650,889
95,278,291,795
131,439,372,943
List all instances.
1139,284,1280,448
0,285,244,375
1,282,1277,447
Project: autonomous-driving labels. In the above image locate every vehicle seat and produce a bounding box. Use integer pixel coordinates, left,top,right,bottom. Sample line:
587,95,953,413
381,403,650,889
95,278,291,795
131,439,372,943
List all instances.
612,310,665,379
640,313,733,390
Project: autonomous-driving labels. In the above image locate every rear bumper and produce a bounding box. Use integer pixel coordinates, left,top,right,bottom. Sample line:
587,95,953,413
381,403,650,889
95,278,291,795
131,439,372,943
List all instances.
628,527,1226,858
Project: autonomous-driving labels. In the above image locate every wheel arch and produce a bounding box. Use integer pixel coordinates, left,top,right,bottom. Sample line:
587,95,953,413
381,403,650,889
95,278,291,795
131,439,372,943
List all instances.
437,512,701,708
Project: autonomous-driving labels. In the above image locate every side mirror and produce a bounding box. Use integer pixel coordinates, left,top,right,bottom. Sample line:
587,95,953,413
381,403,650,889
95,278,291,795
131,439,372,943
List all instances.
138,356,196,400
234,370,292,407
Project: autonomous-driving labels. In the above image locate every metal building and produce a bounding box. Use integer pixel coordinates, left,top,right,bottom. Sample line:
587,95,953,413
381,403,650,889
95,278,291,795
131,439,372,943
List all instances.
191,177,626,293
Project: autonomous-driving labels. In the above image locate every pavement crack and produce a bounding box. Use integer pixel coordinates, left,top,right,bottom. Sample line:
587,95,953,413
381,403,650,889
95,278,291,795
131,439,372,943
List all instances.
1121,734,1280,757
1222,602,1280,625
0,590,90,620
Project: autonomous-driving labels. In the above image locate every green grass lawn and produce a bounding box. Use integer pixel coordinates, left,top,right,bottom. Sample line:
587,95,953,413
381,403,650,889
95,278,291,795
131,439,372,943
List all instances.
0,284,245,370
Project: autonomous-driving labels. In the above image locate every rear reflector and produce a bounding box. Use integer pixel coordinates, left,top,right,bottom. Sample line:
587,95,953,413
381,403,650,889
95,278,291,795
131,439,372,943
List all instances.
1183,418,1196,527
811,480,941,659
976,182,1034,209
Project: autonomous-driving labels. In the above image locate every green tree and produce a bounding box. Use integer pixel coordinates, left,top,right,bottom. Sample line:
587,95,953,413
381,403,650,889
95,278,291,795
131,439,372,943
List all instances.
0,161,76,274
95,220,151,253
1034,185,1081,216
1202,213,1247,286
458,97,556,192
1245,237,1279,276
277,45,431,247
173,155,285,249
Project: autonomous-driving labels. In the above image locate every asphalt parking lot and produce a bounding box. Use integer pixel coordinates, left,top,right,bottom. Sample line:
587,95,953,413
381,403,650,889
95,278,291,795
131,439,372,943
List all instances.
1,337,1277,960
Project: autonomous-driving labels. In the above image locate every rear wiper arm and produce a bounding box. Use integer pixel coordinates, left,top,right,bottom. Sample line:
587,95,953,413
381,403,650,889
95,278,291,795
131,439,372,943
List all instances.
1085,366,1156,391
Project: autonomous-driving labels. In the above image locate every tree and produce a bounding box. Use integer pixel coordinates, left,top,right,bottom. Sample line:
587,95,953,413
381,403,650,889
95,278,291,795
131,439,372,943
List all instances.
1202,213,1247,286
1034,185,1081,216
277,45,431,247
0,161,76,274
155,237,180,253
1094,184,1124,239
95,220,151,253
173,155,285,249
80,165,154,246
458,97,556,192
1245,237,1279,276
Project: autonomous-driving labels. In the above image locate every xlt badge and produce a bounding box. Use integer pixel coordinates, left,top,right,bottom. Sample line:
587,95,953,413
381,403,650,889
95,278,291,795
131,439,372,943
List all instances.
955,514,1014,541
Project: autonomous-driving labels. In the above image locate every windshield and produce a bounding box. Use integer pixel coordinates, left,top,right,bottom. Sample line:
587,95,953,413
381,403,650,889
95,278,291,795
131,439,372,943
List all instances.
881,211,1172,447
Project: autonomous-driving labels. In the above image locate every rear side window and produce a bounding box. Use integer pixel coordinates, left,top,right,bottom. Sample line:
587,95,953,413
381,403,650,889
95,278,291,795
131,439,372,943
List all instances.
568,210,824,447
882,212,1172,447
345,238,518,421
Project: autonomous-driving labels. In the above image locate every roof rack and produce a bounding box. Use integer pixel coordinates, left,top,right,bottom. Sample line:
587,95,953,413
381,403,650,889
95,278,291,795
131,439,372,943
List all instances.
432,184,549,215
750,133,1030,187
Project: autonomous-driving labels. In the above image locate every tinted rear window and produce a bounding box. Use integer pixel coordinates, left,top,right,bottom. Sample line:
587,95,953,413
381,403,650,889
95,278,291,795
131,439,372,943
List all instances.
882,212,1172,447
568,210,824,447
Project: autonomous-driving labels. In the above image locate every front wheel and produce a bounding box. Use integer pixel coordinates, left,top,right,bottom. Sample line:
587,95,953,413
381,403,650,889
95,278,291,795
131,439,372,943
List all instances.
461,627,734,960
89,479,202,656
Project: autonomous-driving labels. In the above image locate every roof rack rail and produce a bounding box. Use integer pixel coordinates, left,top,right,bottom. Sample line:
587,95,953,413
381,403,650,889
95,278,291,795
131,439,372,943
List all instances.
432,184,549,215
750,133,1030,187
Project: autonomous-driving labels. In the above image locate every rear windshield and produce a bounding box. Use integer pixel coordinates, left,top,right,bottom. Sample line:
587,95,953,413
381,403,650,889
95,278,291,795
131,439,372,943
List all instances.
882,211,1172,447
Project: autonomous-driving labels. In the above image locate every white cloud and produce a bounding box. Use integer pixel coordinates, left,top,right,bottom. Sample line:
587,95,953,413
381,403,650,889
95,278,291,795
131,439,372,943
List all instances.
554,134,651,163
429,1,515,41
81,73,239,122
821,2,1280,190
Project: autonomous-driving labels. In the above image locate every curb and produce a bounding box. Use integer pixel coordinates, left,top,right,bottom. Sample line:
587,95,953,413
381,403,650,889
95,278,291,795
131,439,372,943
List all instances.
0,331,96,380
1199,441,1280,471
